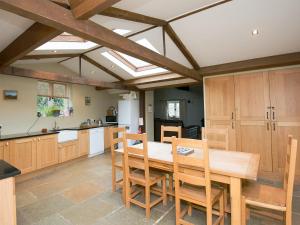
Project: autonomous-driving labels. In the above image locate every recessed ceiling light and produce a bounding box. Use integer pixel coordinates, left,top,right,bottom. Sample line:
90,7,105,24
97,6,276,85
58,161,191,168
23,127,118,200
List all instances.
252,29,259,35
52,50,57,53
111,65,115,68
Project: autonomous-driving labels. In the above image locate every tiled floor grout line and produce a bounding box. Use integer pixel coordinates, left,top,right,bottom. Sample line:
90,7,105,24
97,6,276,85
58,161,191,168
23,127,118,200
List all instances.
152,204,175,225
102,205,125,220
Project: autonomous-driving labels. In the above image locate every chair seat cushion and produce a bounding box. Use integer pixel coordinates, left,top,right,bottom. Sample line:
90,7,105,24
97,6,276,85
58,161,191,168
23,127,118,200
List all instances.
243,181,286,207
179,184,223,204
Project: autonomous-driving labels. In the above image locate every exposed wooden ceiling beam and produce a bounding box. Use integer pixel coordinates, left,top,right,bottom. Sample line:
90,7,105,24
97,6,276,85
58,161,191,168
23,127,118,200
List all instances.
0,66,130,89
164,24,200,70
0,23,61,68
21,53,80,60
81,55,124,81
100,7,167,26
199,52,300,76
140,79,199,91
0,0,202,81
69,0,121,19
123,73,182,86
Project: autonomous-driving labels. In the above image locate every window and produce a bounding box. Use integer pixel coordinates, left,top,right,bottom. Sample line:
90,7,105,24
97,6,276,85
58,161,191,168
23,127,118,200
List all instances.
102,38,168,77
37,81,73,117
167,101,180,119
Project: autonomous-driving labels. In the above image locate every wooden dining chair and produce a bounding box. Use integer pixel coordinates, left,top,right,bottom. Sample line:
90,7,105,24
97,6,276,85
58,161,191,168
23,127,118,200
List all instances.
109,127,126,201
172,137,225,225
241,135,298,225
124,133,167,219
161,125,182,199
201,127,229,150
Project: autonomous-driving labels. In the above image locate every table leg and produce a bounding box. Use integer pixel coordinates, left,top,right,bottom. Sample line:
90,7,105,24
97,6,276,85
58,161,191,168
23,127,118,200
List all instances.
230,177,242,225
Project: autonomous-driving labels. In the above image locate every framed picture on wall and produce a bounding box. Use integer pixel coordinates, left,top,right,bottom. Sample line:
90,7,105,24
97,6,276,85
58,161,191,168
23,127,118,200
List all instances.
85,96,91,105
3,90,18,100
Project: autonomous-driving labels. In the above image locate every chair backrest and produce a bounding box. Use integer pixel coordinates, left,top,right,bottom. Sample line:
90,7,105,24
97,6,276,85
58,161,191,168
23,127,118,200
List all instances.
172,137,211,205
161,125,182,143
124,133,150,180
201,127,229,150
109,127,126,159
283,135,298,208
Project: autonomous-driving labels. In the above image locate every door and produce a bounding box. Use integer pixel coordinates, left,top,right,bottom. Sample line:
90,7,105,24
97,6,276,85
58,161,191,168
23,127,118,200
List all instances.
10,138,37,174
36,134,58,169
236,121,272,172
0,141,10,162
206,120,236,151
78,130,89,156
235,72,270,121
204,75,235,120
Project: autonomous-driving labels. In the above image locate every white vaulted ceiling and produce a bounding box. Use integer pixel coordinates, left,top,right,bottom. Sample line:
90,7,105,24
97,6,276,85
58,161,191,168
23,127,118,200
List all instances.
0,0,299,88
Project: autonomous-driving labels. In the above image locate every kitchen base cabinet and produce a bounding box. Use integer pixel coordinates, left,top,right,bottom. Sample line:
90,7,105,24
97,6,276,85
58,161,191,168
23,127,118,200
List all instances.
78,130,89,156
58,140,79,163
0,141,10,162
36,135,58,169
0,177,17,225
9,138,37,174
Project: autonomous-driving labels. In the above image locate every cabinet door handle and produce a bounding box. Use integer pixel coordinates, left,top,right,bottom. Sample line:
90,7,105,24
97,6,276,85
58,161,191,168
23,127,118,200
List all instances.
266,111,269,120
267,122,269,131
273,123,276,131
272,111,275,120
6,142,9,146
231,112,234,120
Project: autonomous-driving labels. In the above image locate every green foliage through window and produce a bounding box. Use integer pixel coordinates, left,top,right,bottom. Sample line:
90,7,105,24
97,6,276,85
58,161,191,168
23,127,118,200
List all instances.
37,96,72,117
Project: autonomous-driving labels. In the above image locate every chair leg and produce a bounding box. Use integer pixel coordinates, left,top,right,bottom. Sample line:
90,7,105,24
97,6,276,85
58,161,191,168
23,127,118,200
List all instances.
285,209,292,225
162,177,167,206
168,174,173,201
219,193,225,225
112,166,116,192
125,179,131,208
241,196,246,225
206,206,213,225
188,204,192,216
175,196,181,225
145,185,151,219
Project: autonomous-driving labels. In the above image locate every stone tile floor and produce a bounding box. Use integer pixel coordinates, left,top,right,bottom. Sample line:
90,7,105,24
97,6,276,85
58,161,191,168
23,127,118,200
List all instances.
16,152,300,225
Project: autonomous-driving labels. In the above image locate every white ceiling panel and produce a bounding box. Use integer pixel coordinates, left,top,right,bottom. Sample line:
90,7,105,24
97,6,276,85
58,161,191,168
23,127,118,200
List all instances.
0,9,33,52
114,0,220,21
14,58,66,65
170,0,300,66
61,57,80,75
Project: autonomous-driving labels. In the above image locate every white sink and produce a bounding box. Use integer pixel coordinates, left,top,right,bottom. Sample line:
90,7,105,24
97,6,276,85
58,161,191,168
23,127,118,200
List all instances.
58,130,78,143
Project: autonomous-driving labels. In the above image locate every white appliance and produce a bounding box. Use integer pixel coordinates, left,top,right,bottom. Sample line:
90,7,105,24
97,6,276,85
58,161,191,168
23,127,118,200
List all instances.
89,127,104,157
118,99,139,146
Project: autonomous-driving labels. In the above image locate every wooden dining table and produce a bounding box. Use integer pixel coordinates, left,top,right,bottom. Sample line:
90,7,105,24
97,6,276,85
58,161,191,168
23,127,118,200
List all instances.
116,141,260,225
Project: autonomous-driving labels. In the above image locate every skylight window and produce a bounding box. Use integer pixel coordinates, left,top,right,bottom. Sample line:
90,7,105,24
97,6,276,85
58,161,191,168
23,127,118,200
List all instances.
101,38,168,77
36,41,98,50
113,29,131,36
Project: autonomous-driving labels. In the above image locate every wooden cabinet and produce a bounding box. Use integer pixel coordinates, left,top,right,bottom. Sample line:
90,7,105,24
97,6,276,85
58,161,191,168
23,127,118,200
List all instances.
235,72,270,121
204,75,235,120
104,127,110,150
0,141,10,162
78,130,89,156
36,134,58,169
58,140,79,163
269,68,300,122
204,68,300,179
236,121,272,172
9,138,37,174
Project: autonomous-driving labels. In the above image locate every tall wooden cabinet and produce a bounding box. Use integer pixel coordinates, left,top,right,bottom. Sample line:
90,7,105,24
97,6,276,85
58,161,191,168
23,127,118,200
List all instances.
204,68,300,179
204,75,236,150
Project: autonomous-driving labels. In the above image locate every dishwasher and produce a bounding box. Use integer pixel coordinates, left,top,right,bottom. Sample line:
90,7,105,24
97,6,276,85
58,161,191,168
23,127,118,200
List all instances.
89,127,104,157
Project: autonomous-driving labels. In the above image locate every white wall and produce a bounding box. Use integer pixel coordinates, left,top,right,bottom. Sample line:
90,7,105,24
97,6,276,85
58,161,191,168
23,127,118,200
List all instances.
145,91,154,141
0,74,119,135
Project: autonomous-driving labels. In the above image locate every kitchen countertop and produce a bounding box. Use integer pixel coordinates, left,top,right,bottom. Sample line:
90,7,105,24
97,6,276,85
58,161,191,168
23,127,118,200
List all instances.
0,124,118,141
0,160,21,180
0,131,59,141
